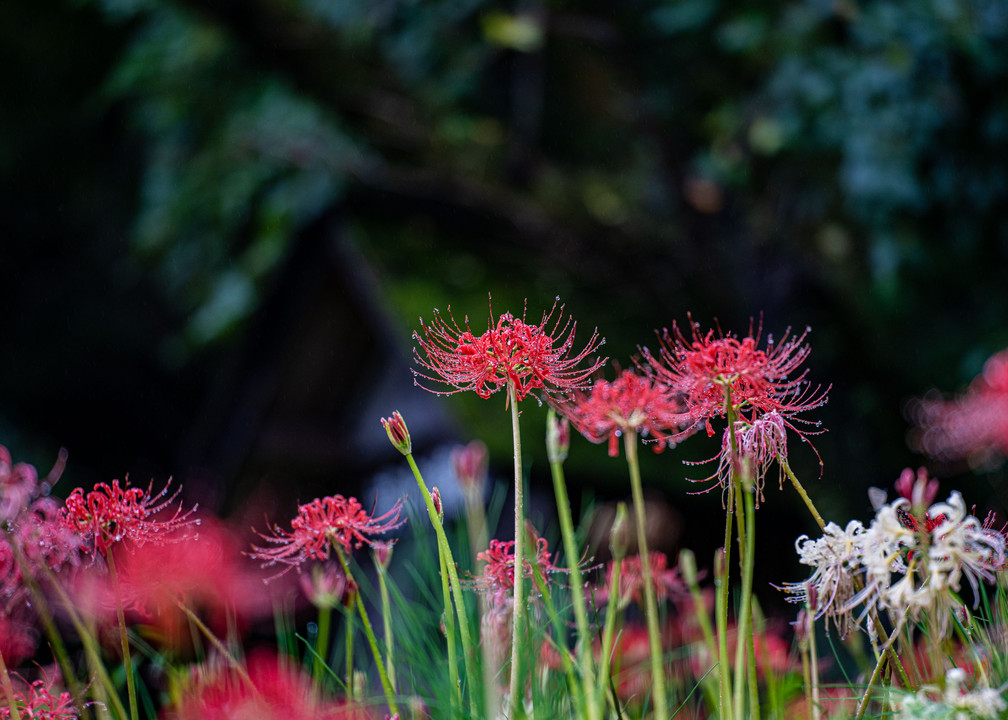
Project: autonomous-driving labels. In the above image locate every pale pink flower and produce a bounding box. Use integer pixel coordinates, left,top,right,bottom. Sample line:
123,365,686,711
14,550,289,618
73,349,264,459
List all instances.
912,348,1008,468
596,551,685,608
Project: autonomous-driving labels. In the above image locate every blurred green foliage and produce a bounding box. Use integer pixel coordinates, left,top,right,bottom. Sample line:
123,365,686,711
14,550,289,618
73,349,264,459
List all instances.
5,0,1008,527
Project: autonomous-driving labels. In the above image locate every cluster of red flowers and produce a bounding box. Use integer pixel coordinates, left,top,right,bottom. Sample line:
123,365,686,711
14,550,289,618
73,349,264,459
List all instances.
912,347,1008,468
645,317,828,444
59,478,199,557
251,494,406,573
477,535,558,596
413,296,606,403
0,671,79,719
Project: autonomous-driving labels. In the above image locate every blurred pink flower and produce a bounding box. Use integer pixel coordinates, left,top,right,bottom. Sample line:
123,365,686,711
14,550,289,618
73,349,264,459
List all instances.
596,551,685,608
164,650,374,720
451,440,488,496
912,348,1008,468
560,370,687,457
413,296,606,402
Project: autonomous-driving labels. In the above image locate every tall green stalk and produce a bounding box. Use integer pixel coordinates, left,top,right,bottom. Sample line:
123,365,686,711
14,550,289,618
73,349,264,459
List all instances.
546,409,599,720
732,477,758,720
313,605,332,688
334,549,399,716
507,380,527,720
376,559,396,694
623,429,668,720
106,551,139,720
1,648,22,720
405,454,480,716
439,543,462,712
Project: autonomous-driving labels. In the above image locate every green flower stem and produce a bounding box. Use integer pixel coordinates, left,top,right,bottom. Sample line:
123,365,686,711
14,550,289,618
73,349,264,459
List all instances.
404,454,479,717
175,602,257,692
376,563,396,694
781,459,826,532
507,380,527,720
45,563,128,720
681,550,720,702
855,640,888,720
106,552,139,720
439,542,462,712
334,549,398,716
9,536,83,708
345,605,354,701
1,647,22,720
732,479,758,720
806,612,821,720
547,446,599,720
623,430,668,720
598,558,623,716
532,567,585,714
715,544,733,720
313,605,332,689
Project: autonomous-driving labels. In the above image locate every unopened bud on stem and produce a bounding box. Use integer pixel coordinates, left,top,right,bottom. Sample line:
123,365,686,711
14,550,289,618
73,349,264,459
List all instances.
546,408,570,464
609,502,630,560
678,548,698,587
381,411,412,456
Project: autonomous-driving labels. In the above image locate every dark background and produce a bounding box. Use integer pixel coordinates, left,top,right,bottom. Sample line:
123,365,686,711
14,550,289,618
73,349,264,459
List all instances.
4,0,1008,602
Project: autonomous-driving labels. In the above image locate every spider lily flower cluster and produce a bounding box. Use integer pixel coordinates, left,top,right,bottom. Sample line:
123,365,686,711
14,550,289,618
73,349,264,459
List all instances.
6,303,1008,720
782,475,1008,643
412,295,607,403
641,317,829,499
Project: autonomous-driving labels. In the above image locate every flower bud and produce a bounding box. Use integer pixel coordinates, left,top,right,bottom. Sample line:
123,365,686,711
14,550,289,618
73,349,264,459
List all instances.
431,486,444,522
451,440,488,497
381,412,412,456
300,563,347,609
609,502,630,560
373,540,395,571
678,548,698,587
342,576,359,610
546,409,570,464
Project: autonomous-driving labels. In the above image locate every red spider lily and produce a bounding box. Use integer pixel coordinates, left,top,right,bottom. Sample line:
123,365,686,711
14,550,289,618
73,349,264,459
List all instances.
596,551,686,607
164,650,374,720
251,495,405,573
413,296,607,403
560,369,687,457
0,671,78,719
644,316,828,443
912,347,1008,467
59,478,198,557
477,535,558,595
